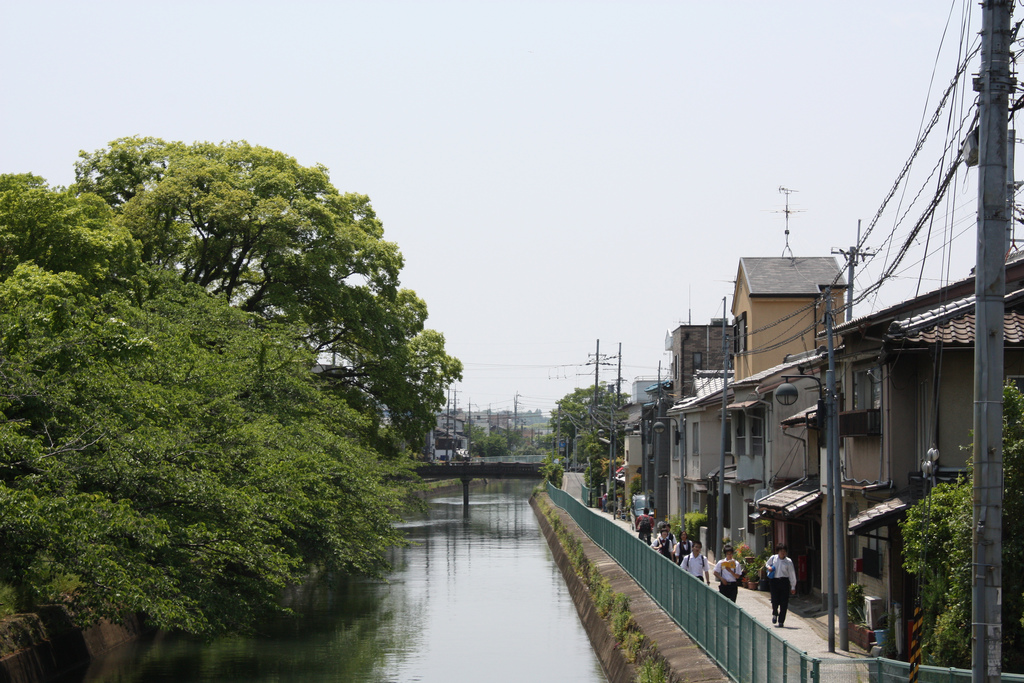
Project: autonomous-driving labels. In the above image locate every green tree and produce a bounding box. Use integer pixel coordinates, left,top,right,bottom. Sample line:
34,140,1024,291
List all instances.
0,174,139,292
0,268,414,635
0,167,455,638
540,453,563,489
550,387,628,495
74,138,461,448
901,382,1024,671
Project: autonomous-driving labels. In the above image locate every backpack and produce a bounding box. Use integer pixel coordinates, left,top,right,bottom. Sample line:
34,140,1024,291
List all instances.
684,554,707,576
638,515,652,533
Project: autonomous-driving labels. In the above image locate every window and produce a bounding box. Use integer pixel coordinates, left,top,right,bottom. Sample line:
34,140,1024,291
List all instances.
691,421,700,456
750,408,764,456
862,527,886,579
734,313,747,355
852,368,881,410
693,352,703,371
734,412,746,456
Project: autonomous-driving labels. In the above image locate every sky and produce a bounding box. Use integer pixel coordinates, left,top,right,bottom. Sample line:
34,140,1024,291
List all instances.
0,1,1001,416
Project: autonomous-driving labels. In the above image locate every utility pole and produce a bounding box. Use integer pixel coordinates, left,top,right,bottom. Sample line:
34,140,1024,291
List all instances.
972,1,1010,681
832,220,875,320
826,292,848,651
717,298,729,557
513,393,519,453
614,343,622,510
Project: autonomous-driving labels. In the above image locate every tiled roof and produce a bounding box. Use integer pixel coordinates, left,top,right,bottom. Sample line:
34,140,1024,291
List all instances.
848,492,915,534
887,288,1024,344
756,478,822,517
739,257,846,296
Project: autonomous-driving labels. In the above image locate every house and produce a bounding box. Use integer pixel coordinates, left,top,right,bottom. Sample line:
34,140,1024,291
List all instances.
829,256,1024,628
731,256,847,381
666,320,728,400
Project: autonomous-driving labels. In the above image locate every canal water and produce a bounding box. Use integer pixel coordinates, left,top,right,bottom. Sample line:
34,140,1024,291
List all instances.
57,479,607,682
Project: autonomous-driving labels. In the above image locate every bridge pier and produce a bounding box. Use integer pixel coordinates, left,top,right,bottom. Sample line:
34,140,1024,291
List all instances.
462,476,471,517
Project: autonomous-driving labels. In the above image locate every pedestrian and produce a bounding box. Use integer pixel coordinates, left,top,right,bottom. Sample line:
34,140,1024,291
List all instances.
681,540,710,583
651,522,675,558
673,530,693,566
713,544,744,602
765,543,798,627
635,507,653,544
600,492,607,512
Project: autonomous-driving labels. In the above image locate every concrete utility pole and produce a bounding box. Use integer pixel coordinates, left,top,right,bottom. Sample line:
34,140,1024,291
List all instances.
832,220,875,321
826,292,848,651
607,343,622,511
972,1,1010,681
717,298,729,556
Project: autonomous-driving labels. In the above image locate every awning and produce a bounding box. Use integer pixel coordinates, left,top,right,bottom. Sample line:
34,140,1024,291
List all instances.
781,405,818,427
726,400,759,410
757,478,822,519
848,493,915,535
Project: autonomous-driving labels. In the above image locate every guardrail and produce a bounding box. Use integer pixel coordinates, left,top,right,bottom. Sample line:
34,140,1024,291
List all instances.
545,482,1024,683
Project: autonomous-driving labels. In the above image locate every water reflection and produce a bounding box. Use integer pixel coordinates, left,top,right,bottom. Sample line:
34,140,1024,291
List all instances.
57,479,606,683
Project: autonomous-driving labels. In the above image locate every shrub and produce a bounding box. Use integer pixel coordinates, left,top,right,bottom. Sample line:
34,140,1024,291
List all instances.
847,583,865,625
636,656,666,682
684,511,708,540
0,583,17,619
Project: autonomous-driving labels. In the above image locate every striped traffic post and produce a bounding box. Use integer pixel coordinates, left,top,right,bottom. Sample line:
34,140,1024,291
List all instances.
908,603,923,683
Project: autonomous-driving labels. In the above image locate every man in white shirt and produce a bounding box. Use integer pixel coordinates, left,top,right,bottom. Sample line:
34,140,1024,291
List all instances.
765,544,798,627
713,544,744,602
681,540,710,583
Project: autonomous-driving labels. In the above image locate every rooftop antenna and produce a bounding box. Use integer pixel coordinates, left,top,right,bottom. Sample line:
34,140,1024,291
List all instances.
775,186,803,258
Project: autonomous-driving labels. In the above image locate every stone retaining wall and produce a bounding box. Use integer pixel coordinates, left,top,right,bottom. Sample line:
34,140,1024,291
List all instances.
0,612,147,683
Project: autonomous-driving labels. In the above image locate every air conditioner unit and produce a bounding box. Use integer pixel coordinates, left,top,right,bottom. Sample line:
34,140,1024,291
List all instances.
864,596,886,630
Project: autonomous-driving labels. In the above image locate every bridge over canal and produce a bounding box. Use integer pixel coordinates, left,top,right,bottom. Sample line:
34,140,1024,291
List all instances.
416,461,543,515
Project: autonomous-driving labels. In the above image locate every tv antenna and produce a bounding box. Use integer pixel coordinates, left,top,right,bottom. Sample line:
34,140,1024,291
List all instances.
774,186,804,258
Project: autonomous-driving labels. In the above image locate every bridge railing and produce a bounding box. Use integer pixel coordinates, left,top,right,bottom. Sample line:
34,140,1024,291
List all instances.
544,482,1024,683
476,454,547,464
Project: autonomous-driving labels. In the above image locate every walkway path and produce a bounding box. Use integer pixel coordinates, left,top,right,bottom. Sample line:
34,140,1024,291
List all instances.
560,473,867,661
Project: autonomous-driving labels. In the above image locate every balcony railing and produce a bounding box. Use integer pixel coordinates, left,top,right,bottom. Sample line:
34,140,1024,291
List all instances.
839,408,881,436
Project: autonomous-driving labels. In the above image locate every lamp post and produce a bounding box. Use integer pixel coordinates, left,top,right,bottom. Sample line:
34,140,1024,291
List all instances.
776,297,849,653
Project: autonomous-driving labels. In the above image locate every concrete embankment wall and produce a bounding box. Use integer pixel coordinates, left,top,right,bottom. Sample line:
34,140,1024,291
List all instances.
531,492,728,683
0,611,147,683
530,494,636,683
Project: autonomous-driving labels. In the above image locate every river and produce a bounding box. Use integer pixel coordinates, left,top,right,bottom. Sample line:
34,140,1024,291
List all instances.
56,479,607,682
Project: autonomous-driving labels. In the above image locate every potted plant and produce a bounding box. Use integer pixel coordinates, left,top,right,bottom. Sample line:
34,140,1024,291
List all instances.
846,583,875,650
756,546,773,591
735,543,760,589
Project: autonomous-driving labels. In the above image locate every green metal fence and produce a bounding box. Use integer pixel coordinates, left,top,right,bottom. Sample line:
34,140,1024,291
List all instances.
545,482,1024,683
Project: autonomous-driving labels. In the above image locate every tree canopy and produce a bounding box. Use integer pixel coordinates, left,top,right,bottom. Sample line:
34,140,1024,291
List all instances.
0,143,460,637
74,137,461,448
